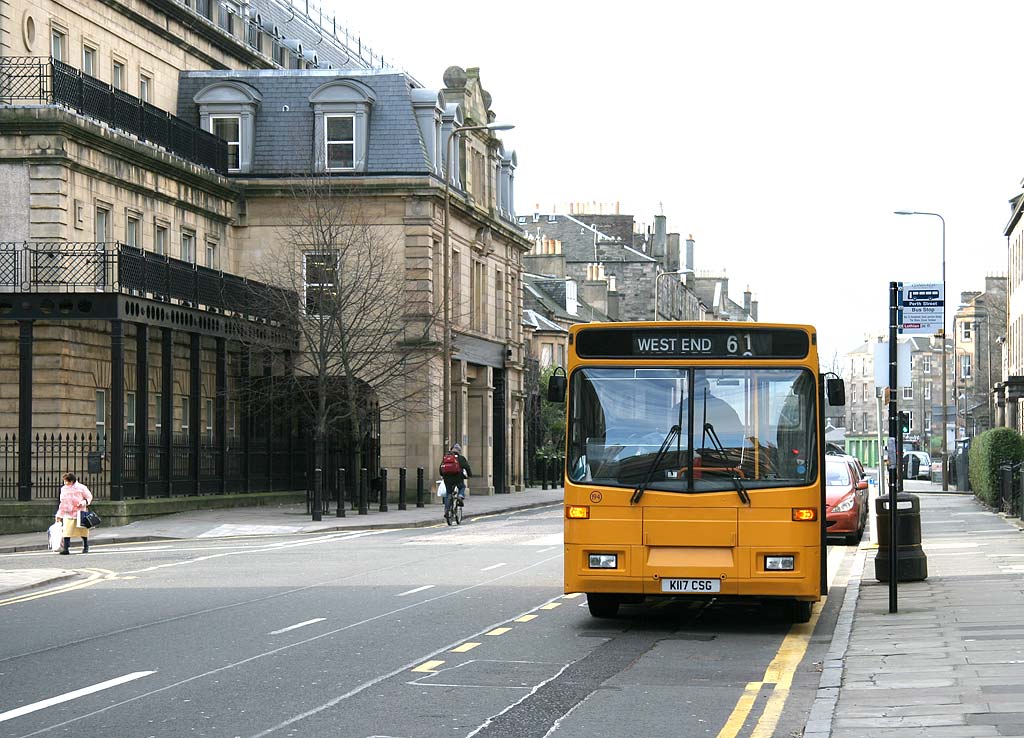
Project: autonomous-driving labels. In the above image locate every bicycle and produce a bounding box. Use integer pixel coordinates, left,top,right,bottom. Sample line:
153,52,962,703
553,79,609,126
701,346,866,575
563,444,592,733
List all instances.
444,486,464,526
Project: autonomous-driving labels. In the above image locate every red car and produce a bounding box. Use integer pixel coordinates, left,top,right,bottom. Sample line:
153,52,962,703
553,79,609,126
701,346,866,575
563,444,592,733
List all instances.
825,458,868,544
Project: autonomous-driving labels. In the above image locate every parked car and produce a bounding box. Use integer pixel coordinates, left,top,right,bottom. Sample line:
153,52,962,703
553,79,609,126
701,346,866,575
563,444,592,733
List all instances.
903,451,931,480
825,457,869,545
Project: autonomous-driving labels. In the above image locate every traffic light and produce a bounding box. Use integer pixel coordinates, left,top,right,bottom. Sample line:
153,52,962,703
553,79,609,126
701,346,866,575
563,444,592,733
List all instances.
898,411,910,434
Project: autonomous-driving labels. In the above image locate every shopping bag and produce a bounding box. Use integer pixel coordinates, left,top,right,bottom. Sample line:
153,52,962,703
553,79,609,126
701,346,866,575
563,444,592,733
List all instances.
436,480,446,497
48,522,63,553
78,510,102,529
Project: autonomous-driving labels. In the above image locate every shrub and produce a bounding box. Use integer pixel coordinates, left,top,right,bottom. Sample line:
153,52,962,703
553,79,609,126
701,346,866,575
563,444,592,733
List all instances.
968,428,1024,507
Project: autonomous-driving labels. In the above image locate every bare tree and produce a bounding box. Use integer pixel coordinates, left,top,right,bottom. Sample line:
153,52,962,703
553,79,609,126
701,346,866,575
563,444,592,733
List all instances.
245,177,439,517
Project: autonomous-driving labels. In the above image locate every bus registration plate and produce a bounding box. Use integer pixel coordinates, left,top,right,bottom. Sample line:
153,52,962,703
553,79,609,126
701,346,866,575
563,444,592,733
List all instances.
661,578,720,593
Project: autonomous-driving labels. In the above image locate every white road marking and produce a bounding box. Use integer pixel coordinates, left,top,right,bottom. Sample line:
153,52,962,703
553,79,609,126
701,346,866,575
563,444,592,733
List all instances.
396,585,435,597
536,546,559,553
0,671,155,723
480,563,506,571
269,618,326,635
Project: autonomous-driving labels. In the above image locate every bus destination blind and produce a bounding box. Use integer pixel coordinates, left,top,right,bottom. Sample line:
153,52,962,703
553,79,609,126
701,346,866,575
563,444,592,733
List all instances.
575,328,810,359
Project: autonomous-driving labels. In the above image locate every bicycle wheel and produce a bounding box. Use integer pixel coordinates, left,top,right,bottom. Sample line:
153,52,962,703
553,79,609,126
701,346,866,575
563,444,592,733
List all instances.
454,500,463,525
444,496,454,526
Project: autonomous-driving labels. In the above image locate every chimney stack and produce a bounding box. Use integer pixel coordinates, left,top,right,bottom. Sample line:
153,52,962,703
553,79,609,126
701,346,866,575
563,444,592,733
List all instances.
685,234,695,275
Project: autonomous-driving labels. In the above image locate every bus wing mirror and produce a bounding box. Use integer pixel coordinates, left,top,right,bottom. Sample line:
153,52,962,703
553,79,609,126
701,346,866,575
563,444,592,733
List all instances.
547,370,566,403
826,377,846,406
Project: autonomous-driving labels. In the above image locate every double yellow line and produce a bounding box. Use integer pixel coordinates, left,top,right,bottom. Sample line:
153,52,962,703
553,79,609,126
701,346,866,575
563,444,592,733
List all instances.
715,602,823,738
0,568,117,608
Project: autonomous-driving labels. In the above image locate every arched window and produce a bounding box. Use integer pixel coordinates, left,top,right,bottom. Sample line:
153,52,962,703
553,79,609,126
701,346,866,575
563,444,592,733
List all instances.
194,81,262,173
308,79,375,173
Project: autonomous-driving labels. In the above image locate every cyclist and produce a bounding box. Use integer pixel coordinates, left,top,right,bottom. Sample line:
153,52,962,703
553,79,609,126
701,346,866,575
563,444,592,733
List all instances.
439,443,472,518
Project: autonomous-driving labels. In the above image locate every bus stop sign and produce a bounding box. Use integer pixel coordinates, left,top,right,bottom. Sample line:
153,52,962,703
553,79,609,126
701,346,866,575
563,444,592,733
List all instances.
898,282,943,335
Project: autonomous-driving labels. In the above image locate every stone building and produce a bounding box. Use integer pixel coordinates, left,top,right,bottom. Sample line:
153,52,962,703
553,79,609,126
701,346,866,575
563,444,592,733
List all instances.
953,277,1007,436
0,0,527,507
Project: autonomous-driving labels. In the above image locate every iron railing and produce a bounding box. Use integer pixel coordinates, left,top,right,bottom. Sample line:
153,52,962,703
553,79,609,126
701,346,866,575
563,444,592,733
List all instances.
0,57,227,174
0,242,297,322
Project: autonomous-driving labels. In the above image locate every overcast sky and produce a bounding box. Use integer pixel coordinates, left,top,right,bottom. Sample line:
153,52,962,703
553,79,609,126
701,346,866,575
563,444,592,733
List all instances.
339,1,1022,368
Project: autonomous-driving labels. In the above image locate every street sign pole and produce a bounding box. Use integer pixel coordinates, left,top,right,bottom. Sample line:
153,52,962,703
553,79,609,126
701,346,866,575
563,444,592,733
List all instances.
888,281,899,614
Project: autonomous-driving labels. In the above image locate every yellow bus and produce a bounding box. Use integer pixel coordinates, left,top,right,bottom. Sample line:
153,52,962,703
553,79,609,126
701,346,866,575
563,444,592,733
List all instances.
549,321,845,621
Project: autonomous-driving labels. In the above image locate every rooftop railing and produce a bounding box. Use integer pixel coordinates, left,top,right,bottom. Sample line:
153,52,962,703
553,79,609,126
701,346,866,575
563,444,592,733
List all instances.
0,57,228,174
0,242,296,322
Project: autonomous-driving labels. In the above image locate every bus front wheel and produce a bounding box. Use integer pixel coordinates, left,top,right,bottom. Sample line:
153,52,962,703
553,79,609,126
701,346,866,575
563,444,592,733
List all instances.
587,593,620,618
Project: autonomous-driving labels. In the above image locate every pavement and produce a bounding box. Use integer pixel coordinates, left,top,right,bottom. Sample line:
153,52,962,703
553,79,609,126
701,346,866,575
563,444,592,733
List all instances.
0,484,566,595
6,478,1024,738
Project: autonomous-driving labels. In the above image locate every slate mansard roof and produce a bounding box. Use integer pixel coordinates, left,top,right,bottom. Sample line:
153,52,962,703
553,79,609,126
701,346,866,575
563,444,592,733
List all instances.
176,69,430,176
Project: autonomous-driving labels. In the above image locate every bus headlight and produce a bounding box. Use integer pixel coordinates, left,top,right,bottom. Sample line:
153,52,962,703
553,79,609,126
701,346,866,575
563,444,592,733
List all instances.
765,555,795,571
588,554,617,569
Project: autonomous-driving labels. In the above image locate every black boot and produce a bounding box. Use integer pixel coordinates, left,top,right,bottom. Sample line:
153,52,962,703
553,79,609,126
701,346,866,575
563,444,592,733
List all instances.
81,538,89,554
59,537,70,555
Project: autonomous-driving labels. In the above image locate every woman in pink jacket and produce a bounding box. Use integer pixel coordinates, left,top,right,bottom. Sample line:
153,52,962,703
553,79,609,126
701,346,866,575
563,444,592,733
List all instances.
55,472,93,554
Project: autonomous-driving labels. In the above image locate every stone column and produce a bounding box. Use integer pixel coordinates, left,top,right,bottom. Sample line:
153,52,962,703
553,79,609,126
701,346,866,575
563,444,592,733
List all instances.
994,383,1006,427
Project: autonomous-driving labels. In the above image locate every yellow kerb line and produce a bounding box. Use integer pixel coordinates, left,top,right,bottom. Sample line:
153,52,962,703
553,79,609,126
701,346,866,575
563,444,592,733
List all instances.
0,568,114,608
715,601,824,738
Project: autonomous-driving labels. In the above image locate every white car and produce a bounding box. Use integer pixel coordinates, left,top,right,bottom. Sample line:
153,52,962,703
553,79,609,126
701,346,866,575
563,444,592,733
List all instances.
903,451,931,480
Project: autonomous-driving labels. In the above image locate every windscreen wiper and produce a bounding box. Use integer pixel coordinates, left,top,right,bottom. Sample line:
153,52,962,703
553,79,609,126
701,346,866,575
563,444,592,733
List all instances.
703,422,750,505
631,425,680,505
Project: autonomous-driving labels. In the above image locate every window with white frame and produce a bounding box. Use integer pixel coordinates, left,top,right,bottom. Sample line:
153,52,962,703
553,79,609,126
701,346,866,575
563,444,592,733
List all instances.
205,398,214,442
303,251,337,315
850,414,858,433
228,400,237,437
139,73,152,103
126,391,136,442
960,353,972,378
205,241,218,270
180,396,189,433
922,354,932,374
154,393,162,431
924,383,932,400
51,28,66,62
862,412,868,432
126,213,140,248
325,115,355,170
925,414,932,432
155,223,167,256
909,410,915,430
211,116,241,171
82,44,96,76
95,205,110,241
95,390,106,445
863,383,870,403
903,386,913,400
112,59,125,90
181,230,196,263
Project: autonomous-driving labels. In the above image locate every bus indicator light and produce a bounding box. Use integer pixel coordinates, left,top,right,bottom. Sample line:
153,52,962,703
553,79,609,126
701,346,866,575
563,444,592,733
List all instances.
792,508,817,521
567,505,590,519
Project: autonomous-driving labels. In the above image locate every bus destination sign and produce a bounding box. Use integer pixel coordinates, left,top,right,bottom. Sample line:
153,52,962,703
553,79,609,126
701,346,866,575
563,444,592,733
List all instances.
576,327,810,360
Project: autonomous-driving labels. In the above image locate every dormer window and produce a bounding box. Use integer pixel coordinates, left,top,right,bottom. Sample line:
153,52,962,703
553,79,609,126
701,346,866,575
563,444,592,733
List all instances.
194,81,262,174
309,79,375,174
325,115,355,170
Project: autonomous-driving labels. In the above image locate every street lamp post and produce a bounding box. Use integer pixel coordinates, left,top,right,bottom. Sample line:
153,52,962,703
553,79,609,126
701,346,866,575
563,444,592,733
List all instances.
894,210,948,489
442,122,514,451
653,269,695,320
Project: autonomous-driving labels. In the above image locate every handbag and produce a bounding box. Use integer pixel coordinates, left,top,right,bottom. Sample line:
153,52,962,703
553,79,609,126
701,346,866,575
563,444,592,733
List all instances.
78,509,102,529
48,522,63,552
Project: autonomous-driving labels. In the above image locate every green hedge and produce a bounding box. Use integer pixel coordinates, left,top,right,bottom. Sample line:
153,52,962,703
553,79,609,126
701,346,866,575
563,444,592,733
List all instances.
968,428,1024,507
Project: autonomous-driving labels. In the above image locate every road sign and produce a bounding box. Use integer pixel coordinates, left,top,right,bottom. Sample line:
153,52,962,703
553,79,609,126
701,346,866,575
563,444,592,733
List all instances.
897,282,943,335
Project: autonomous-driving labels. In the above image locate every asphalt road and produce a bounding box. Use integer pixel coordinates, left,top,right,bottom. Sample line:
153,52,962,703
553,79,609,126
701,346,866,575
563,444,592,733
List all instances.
0,505,852,738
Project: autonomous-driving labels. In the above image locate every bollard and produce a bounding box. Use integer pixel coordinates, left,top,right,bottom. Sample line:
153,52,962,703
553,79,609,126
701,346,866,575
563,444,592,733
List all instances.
874,493,928,582
398,467,407,510
379,469,389,512
312,467,323,522
416,467,425,508
342,466,350,517
359,467,369,515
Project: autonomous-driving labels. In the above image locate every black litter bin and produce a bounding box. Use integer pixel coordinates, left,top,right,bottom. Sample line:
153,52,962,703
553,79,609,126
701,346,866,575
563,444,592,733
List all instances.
874,493,928,582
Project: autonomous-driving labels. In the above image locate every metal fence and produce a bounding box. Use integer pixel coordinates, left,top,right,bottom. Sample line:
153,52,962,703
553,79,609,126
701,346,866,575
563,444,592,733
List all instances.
0,56,227,174
0,242,297,322
0,433,107,500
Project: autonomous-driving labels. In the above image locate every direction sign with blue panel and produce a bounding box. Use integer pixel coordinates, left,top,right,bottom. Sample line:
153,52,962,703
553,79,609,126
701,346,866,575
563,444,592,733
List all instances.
897,282,944,335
